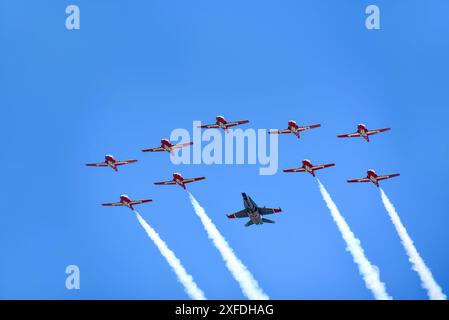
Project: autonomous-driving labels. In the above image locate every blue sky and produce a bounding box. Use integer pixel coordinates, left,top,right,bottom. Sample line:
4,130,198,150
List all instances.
1,0,448,299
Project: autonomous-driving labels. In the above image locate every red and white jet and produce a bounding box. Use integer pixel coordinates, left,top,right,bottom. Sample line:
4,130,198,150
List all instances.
269,120,321,139
337,124,391,142
102,194,153,211
347,169,400,187
85,155,138,172
154,172,206,190
198,115,249,132
142,139,193,156
283,159,335,177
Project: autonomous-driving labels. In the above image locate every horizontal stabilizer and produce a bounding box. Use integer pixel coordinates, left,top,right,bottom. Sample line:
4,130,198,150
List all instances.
262,218,275,224
245,220,254,227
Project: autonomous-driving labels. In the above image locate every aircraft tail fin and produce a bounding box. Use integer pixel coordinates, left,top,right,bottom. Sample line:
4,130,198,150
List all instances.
262,218,275,224
244,220,254,227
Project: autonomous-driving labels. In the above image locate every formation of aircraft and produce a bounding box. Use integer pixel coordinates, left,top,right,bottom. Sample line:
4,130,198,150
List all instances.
154,172,206,190
87,117,399,225
102,194,153,211
142,139,193,156
227,193,282,227
337,124,391,142
85,155,137,172
347,169,400,187
283,159,335,177
269,120,321,139
197,115,249,132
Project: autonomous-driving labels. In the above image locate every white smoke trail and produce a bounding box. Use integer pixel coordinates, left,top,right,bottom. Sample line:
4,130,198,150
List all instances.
135,211,206,300
379,189,446,300
317,179,392,300
188,192,269,300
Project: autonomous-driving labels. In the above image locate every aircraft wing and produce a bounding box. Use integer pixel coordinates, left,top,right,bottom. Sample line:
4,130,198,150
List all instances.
377,173,400,181
367,128,391,135
283,167,306,173
347,178,371,183
312,163,336,171
85,162,108,167
337,132,361,138
102,202,124,207
226,120,249,127
183,177,206,184
259,207,282,215
154,180,177,185
269,129,292,135
115,160,138,165
298,124,321,131
142,147,165,152
130,199,153,205
227,209,248,219
198,123,220,129
172,141,194,149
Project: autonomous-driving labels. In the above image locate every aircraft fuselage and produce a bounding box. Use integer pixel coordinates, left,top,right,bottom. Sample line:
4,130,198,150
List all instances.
173,173,186,188
243,193,263,225
120,195,134,210
367,170,379,186
357,124,369,141
302,160,315,175
288,121,300,137
105,155,117,170
160,139,174,151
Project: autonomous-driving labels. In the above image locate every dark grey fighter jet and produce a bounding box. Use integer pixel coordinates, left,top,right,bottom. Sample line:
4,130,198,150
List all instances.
227,193,282,227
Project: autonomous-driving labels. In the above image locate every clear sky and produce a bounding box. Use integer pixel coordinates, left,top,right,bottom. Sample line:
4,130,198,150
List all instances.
1,0,448,299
